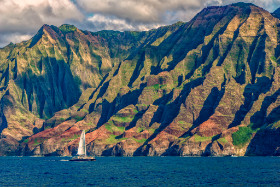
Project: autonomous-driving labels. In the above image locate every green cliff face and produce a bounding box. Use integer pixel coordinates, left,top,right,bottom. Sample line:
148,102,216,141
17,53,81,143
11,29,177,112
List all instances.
0,3,280,156
0,24,151,155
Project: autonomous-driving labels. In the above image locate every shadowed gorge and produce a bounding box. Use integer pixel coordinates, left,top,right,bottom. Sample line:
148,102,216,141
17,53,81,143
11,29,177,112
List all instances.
0,3,280,156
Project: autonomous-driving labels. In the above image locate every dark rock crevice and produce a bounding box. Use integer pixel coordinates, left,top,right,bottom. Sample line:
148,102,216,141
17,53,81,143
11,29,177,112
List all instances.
0,113,7,135
128,51,146,87
246,18,267,84
229,76,273,128
96,83,147,127
139,78,204,147
250,88,280,128
266,106,280,125
192,80,226,129
246,128,280,156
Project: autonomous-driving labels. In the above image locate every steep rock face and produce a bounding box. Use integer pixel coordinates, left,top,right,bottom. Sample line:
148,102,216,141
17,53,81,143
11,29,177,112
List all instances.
1,3,280,156
0,24,156,155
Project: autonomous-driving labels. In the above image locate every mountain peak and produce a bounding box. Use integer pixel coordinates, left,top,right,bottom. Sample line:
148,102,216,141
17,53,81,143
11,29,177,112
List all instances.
192,2,270,27
42,24,51,28
231,2,255,7
40,24,56,33
59,24,77,33
29,24,61,48
204,2,255,10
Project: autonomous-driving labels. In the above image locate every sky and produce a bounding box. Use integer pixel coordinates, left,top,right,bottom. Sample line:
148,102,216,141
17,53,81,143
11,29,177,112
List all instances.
0,0,280,47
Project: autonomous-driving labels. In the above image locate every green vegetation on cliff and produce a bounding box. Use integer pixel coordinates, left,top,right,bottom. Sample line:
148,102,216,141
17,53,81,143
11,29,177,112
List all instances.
0,3,280,157
59,24,77,33
232,127,254,147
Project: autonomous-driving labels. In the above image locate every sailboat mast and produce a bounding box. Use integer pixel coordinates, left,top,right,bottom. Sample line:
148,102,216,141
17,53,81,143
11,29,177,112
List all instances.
77,130,86,156
83,130,87,156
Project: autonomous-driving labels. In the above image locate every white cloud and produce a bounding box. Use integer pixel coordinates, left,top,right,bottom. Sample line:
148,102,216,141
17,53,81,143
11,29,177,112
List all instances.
249,0,280,11
77,0,203,23
0,0,83,46
72,0,280,37
0,0,83,32
77,0,280,25
1,0,280,47
86,14,162,31
205,0,280,11
0,33,32,48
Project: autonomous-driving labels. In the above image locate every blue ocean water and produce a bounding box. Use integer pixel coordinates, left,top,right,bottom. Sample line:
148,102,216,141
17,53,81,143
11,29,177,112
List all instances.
0,156,280,186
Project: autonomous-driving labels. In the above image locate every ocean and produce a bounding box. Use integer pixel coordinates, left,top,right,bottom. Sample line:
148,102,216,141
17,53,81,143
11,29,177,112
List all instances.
0,156,280,186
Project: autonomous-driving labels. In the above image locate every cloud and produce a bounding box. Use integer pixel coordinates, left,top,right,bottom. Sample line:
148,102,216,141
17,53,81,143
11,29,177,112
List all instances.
247,0,280,11
0,0,83,47
76,0,280,34
77,0,280,24
0,33,32,47
83,14,162,31
203,0,280,11
77,0,203,23
1,0,280,47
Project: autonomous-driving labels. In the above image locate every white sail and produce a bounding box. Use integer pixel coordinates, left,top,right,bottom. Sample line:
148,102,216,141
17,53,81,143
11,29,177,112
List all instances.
77,130,86,156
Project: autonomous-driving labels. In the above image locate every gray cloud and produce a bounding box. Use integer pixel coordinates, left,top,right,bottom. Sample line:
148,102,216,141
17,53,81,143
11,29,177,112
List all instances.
0,0,83,47
85,14,162,31
220,0,280,11
75,0,280,34
77,0,280,24
0,33,32,47
77,0,202,23
1,0,280,47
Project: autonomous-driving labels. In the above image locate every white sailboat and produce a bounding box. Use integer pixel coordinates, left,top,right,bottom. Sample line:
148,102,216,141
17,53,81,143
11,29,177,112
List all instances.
70,130,96,161
77,130,86,156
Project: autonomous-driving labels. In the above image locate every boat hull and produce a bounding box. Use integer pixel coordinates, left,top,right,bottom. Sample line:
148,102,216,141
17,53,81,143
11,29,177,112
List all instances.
69,156,96,161
69,158,96,161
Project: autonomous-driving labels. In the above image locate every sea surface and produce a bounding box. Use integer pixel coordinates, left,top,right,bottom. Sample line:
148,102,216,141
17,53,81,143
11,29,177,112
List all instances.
0,156,280,186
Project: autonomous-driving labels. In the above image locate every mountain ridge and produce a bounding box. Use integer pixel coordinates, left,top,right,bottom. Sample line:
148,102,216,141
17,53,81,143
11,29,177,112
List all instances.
0,3,280,156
